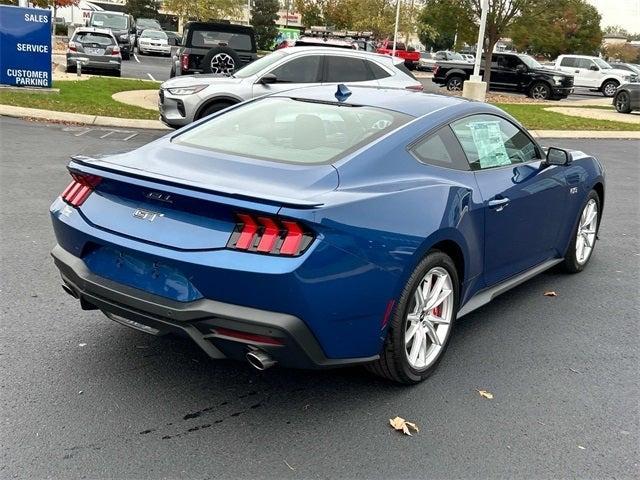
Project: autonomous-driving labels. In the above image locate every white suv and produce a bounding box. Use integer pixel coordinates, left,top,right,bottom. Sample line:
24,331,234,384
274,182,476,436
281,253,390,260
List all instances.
555,55,638,97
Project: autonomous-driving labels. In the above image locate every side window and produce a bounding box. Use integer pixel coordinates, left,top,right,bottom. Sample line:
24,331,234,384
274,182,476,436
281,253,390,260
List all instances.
325,56,372,82
576,58,592,69
411,126,469,171
560,57,576,67
270,55,322,83
451,115,540,171
366,61,390,79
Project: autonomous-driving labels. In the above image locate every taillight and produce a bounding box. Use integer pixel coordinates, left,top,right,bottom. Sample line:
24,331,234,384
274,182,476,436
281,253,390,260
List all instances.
112,46,120,56
67,41,77,52
227,213,314,256
406,84,424,91
433,65,440,76
180,53,189,71
61,172,102,207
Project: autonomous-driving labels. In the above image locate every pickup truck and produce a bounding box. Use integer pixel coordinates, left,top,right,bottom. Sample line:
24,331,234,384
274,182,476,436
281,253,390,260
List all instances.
376,40,420,70
432,52,574,100
554,54,638,97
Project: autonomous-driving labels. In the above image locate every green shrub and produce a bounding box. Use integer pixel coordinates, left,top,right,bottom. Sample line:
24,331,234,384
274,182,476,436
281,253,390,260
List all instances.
54,24,68,36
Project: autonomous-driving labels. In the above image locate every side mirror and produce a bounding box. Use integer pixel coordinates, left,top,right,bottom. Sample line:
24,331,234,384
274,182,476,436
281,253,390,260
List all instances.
258,73,277,84
546,147,572,166
515,64,527,73
589,65,599,71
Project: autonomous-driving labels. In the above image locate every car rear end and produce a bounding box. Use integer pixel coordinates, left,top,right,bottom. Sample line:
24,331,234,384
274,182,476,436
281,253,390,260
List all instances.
67,29,121,74
138,31,172,56
178,24,257,75
50,93,413,369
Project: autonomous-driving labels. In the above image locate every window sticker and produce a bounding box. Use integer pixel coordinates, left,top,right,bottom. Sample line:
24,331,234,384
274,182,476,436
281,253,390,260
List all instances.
468,121,511,168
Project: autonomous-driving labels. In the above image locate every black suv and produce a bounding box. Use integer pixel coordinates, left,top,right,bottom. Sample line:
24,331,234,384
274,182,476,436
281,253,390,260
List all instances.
88,11,135,60
171,22,257,77
432,52,574,100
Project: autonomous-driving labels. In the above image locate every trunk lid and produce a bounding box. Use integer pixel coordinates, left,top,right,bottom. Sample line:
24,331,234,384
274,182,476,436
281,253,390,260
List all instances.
69,139,338,250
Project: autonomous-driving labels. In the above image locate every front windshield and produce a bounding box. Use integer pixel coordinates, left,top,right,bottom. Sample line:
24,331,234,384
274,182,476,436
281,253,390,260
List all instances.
91,13,128,30
449,52,464,60
593,58,611,69
233,51,287,78
141,30,167,40
518,54,542,69
173,97,412,165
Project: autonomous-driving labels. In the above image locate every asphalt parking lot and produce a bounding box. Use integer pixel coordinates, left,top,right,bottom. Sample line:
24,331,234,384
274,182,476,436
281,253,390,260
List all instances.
0,116,638,479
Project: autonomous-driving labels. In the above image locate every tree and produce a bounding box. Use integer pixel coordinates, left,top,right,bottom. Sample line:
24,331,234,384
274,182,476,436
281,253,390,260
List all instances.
510,0,602,59
603,25,629,37
126,0,160,20
417,0,476,50
162,0,243,22
251,0,279,50
294,0,324,26
604,43,639,63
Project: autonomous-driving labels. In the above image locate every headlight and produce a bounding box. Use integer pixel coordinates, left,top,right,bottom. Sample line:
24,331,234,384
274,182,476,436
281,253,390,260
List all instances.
119,34,128,41
166,85,208,95
552,75,564,84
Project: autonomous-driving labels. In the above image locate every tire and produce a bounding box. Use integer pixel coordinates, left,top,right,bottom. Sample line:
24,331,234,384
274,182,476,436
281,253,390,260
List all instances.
614,91,632,113
114,69,121,78
446,75,464,92
169,65,176,78
601,79,619,97
197,101,234,120
365,251,459,384
201,46,241,75
122,52,130,61
563,190,600,273
66,65,76,74
529,82,552,100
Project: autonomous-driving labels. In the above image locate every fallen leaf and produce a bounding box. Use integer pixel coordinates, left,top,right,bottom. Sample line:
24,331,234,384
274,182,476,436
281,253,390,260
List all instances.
389,416,419,436
578,445,586,450
544,291,558,297
477,389,494,399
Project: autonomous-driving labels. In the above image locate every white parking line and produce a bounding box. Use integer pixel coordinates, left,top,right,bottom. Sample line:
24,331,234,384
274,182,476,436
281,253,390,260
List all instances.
74,128,92,137
100,131,115,139
147,73,156,81
133,53,140,63
122,133,139,141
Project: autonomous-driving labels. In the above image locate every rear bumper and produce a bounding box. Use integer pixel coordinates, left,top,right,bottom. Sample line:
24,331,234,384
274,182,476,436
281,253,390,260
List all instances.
66,53,121,71
51,245,378,369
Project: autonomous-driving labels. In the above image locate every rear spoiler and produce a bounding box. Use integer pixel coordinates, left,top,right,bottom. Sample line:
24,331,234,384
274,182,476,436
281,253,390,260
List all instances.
68,155,324,209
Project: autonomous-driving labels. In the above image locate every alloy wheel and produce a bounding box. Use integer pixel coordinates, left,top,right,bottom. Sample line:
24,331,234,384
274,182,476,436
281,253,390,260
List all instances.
615,92,630,112
447,78,462,91
404,267,454,370
210,53,236,75
603,83,617,97
576,199,598,265
531,84,549,100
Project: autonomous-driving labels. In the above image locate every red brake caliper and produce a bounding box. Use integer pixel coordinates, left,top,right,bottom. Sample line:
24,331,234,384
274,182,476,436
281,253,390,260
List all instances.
432,305,442,317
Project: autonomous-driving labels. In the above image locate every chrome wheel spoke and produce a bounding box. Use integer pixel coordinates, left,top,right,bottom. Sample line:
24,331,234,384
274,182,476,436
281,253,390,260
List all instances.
408,331,423,364
405,322,419,345
428,313,450,326
423,319,441,346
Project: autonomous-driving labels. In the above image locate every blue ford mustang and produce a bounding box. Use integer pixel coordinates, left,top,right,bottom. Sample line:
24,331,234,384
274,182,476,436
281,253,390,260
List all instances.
50,85,605,384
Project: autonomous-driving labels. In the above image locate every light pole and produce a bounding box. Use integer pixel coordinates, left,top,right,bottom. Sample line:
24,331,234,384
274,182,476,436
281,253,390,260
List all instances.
462,0,489,102
392,0,401,57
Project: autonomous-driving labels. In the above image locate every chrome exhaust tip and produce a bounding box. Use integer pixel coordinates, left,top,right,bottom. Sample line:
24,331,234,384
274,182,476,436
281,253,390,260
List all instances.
61,283,78,298
246,350,277,371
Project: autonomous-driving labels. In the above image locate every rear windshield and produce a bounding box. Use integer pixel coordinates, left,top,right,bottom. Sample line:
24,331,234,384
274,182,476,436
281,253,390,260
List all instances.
75,32,115,45
173,97,411,165
190,30,252,51
90,13,128,30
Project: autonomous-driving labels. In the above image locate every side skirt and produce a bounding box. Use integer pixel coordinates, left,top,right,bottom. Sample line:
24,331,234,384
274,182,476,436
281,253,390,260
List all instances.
457,258,563,318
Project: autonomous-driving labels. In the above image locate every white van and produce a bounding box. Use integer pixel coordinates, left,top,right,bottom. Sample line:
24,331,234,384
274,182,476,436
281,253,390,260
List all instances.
555,55,637,97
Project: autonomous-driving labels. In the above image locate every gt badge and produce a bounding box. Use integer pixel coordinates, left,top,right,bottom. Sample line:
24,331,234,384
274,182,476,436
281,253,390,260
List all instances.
133,209,164,222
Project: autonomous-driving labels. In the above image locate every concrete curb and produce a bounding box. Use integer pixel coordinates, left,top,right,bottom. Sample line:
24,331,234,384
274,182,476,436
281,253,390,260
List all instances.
2,104,639,138
0,104,170,130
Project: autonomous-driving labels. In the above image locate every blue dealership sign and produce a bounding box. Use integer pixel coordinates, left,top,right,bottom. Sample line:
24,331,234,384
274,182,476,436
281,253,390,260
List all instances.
0,5,52,88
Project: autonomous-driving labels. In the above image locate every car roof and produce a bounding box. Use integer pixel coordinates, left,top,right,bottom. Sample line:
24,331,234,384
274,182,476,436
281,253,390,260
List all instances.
92,10,126,16
280,46,400,63
270,85,470,118
184,21,254,34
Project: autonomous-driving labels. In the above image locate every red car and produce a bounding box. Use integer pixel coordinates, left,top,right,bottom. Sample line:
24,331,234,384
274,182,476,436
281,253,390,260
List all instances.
376,40,420,70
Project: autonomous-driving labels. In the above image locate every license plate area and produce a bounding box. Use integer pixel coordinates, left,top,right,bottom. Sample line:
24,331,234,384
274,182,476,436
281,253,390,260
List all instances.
83,245,202,302
85,47,105,55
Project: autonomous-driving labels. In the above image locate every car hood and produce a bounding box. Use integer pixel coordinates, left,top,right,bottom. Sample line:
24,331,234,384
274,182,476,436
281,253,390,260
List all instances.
606,68,637,78
533,67,569,76
161,74,244,89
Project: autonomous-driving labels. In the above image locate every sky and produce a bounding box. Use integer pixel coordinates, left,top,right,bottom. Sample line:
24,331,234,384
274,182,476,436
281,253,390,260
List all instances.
586,0,640,34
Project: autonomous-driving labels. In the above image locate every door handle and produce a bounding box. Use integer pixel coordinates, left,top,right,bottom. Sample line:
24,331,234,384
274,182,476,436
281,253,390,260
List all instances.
574,69,580,73
488,197,510,211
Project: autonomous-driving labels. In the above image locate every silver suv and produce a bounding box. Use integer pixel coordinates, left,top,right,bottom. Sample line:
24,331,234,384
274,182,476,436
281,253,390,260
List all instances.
159,47,424,128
